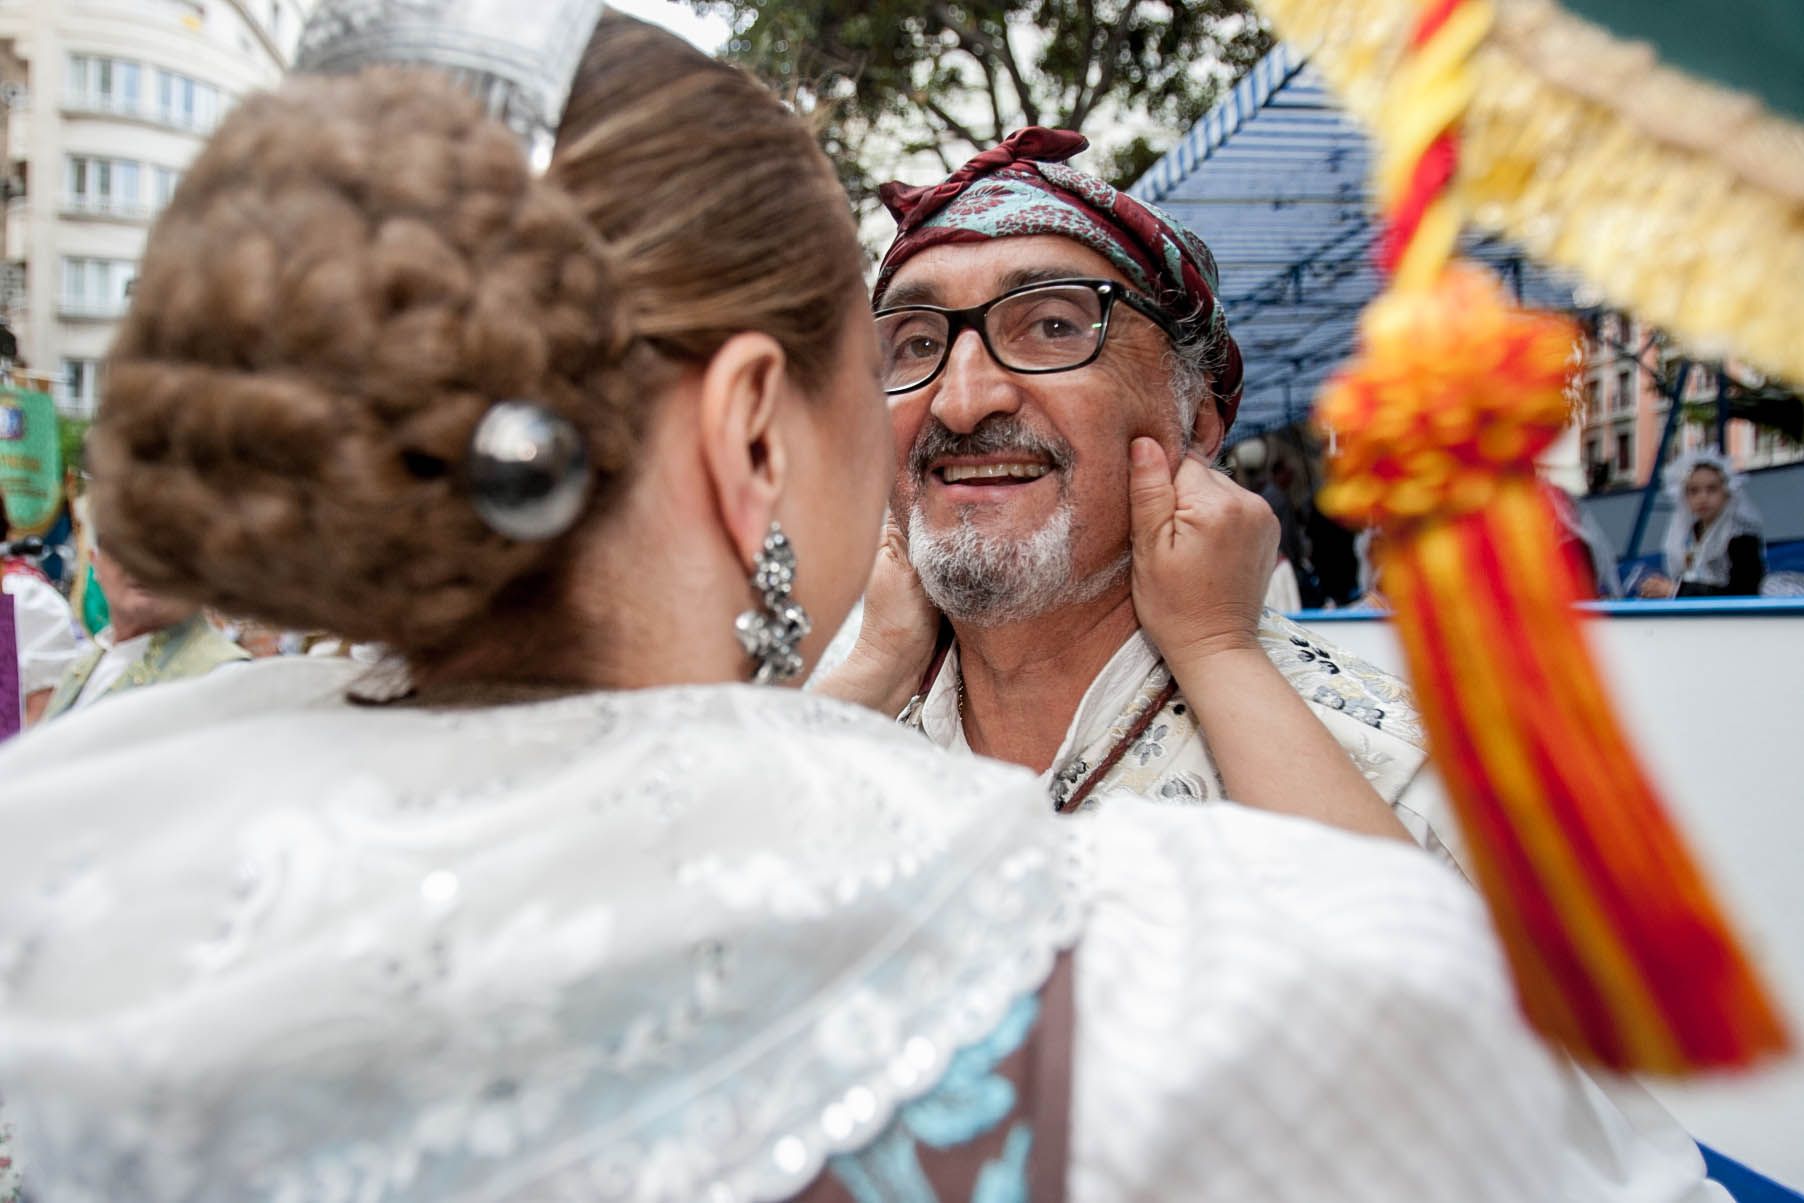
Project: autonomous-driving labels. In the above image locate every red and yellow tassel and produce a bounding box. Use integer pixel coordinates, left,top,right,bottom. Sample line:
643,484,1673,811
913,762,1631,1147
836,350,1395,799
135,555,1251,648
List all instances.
1315,0,1789,1072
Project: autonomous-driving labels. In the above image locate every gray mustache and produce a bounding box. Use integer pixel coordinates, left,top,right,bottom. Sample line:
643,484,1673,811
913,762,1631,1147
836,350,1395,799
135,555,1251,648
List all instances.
906,416,1075,478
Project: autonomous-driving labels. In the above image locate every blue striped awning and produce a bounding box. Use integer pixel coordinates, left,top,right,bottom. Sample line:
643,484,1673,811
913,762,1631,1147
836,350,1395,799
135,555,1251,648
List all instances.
1130,45,1580,440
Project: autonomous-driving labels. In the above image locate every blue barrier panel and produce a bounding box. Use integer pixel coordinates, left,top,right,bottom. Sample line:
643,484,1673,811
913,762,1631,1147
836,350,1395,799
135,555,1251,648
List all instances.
1291,597,1804,622
1702,1143,1804,1202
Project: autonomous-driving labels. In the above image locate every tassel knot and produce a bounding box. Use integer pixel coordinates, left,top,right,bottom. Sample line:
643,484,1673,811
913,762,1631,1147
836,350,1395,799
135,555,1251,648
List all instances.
1317,265,1575,528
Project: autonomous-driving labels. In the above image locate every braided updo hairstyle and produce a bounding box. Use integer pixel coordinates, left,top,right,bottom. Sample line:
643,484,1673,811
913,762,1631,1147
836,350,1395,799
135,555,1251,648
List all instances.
89,14,865,660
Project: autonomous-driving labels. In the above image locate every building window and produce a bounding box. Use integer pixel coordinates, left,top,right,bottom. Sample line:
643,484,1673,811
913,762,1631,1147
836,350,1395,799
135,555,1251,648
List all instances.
59,256,136,318
152,166,181,209
68,56,220,133
1615,431,1633,474
155,68,220,133
64,154,145,217
67,54,143,116
59,358,103,419
1614,365,1635,412
1584,377,1601,420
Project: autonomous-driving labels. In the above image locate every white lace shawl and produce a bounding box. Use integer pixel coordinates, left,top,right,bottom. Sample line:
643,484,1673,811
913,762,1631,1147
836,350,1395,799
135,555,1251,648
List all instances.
0,659,1085,1203
0,658,1588,1203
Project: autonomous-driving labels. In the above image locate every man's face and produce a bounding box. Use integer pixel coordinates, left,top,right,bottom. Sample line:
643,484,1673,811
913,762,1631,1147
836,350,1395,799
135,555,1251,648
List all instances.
883,236,1221,624
91,541,194,637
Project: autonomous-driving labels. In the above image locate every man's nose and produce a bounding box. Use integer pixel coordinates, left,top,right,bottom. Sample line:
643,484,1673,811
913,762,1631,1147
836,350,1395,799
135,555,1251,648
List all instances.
929,327,1023,434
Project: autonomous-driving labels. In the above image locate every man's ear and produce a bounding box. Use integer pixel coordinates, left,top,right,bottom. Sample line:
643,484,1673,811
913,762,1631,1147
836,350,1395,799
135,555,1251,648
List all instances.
697,331,793,569
1189,395,1227,462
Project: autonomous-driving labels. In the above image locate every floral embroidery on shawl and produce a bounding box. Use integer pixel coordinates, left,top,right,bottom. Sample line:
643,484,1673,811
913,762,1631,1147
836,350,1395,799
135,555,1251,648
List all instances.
828,996,1041,1203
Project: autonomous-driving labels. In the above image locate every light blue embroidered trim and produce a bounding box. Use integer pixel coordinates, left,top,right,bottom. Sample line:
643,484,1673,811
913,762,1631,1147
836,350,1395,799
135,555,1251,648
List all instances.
828,995,1042,1203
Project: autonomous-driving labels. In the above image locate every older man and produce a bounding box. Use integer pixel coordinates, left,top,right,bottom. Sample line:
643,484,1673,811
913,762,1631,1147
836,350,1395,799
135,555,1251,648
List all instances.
865,128,1726,1203
40,535,246,720
870,128,1440,842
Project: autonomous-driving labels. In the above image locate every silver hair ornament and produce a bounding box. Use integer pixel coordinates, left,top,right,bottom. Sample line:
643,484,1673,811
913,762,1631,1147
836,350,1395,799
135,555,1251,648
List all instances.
466,400,590,540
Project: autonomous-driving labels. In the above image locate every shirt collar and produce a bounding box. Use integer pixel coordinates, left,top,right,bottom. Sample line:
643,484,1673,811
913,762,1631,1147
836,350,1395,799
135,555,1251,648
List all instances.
921,629,1159,785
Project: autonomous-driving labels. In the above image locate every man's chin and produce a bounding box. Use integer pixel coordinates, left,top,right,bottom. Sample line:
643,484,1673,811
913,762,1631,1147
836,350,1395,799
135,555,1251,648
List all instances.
912,499,1060,548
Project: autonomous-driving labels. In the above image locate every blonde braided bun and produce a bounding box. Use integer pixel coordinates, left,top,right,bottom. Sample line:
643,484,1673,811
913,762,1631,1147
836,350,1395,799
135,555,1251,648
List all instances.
91,68,636,653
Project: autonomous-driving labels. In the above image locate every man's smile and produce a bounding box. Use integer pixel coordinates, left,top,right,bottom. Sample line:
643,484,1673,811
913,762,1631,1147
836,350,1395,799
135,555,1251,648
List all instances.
923,454,1061,505
929,453,1053,483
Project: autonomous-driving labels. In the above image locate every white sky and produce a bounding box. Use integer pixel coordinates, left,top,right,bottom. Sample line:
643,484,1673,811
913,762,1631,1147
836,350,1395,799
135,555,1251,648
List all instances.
601,0,732,52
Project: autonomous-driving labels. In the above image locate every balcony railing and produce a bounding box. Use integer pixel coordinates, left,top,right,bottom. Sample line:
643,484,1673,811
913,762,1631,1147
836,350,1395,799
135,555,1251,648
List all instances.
63,91,219,134
152,104,219,134
63,89,148,120
57,296,130,319
55,391,100,421
61,194,153,221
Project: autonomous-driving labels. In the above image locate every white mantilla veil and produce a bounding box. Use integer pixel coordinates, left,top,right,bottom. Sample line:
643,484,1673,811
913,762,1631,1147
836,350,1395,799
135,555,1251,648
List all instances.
1660,449,1764,588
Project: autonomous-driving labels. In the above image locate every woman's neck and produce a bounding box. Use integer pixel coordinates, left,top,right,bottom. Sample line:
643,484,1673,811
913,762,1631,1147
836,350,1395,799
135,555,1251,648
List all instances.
416,506,762,695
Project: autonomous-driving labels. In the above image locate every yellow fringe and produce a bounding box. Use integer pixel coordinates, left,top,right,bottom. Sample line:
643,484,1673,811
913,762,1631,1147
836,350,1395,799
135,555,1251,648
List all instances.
1257,0,1804,390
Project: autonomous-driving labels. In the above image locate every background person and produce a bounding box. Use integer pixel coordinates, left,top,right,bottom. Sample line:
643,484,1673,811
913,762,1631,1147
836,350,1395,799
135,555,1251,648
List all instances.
37,532,247,720
1638,450,1766,598
1,489,84,729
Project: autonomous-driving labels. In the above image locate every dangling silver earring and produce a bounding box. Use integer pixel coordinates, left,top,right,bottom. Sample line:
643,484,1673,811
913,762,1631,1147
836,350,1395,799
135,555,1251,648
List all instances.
735,522,811,685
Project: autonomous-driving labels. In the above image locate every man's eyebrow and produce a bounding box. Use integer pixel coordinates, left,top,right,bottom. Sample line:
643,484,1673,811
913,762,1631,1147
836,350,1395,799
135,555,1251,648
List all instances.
877,280,941,309
996,265,1098,292
878,263,1109,311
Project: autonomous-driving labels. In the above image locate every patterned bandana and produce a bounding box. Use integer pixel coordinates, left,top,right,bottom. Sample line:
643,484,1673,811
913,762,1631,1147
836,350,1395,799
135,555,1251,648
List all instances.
876,127,1244,429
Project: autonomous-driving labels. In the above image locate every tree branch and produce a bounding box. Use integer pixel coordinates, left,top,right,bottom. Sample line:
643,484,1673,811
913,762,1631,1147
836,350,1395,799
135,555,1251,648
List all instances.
1068,0,1098,121
992,21,1041,126
928,2,1041,126
911,90,989,151
1068,2,1134,128
977,52,1007,143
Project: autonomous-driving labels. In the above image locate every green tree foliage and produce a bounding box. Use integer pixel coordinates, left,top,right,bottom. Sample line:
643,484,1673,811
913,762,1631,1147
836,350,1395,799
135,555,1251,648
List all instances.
57,417,91,479
690,0,1270,209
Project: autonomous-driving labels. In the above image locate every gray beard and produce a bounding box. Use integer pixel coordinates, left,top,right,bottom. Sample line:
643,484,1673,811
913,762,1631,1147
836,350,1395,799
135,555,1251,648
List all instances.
907,500,1129,627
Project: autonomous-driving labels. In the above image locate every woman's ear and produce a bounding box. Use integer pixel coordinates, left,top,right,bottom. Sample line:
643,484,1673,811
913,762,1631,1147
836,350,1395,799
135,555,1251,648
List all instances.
697,331,793,568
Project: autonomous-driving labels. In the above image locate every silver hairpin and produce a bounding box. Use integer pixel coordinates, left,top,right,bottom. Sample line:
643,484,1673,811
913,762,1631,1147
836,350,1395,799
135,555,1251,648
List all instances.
735,522,811,684
466,400,590,540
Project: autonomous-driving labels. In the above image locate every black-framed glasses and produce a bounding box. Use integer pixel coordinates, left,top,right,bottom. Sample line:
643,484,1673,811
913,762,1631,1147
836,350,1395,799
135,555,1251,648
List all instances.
873,277,1183,396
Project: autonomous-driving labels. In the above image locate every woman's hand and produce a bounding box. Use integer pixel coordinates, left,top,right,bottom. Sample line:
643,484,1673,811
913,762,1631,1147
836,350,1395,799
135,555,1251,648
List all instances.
1127,436,1407,842
811,517,940,714
1127,436,1278,665
856,516,939,672
1636,572,1677,599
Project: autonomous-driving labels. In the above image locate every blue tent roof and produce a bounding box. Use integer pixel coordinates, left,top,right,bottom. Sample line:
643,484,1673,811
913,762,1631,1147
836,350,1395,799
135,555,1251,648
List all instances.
1130,46,1581,439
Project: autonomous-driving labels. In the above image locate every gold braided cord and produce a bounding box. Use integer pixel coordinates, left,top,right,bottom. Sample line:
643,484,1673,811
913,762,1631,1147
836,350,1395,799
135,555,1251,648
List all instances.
1258,0,1804,390
1374,1,1489,290
1373,3,1487,207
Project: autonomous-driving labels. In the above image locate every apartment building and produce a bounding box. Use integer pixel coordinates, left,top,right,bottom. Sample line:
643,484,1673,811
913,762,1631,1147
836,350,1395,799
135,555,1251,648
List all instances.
1577,311,1803,492
0,0,314,418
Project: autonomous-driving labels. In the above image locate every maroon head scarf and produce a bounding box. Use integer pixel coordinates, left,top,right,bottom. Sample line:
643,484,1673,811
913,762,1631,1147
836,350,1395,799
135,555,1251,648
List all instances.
876,128,1243,429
